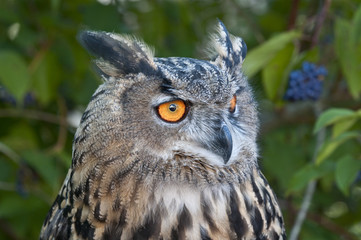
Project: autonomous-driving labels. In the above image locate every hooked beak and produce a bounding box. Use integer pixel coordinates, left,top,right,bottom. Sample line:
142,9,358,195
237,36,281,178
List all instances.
209,122,233,164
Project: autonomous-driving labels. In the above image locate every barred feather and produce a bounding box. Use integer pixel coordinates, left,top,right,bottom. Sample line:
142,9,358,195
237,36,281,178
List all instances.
40,21,285,240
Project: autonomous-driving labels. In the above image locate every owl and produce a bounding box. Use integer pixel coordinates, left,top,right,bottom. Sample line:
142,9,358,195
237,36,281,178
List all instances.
40,21,286,240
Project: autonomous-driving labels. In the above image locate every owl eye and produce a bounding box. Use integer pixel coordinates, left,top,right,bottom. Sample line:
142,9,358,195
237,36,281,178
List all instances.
157,99,187,123
229,95,237,113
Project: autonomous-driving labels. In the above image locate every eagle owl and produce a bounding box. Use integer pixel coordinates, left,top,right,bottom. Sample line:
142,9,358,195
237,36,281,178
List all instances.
40,21,286,240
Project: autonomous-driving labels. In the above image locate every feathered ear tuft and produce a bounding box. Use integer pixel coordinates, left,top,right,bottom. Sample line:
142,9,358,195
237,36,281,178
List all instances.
208,20,247,73
78,31,157,80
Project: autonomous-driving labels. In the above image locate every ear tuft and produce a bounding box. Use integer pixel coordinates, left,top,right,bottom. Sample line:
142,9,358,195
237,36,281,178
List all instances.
208,20,247,73
78,31,158,80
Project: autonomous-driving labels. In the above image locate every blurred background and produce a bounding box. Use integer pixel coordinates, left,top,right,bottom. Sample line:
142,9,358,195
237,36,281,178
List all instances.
0,0,360,239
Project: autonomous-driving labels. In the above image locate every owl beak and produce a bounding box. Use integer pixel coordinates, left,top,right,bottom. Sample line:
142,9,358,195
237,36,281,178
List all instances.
212,123,233,164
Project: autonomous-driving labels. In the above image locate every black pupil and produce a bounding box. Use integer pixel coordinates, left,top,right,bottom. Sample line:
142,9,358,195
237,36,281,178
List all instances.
169,104,177,112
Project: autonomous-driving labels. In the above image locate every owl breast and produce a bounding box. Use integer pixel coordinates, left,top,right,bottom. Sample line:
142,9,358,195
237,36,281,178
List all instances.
89,168,285,240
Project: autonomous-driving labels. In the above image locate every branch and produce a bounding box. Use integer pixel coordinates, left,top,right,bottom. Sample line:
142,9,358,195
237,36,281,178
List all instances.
0,219,19,240
289,102,325,240
289,180,317,240
311,0,331,48
0,109,66,125
0,142,21,165
28,39,52,73
288,0,300,30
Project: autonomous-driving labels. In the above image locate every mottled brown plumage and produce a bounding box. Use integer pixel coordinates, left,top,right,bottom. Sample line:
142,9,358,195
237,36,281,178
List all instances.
40,21,286,240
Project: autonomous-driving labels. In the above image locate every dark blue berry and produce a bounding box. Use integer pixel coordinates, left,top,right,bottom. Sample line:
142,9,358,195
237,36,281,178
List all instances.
316,66,327,76
23,92,36,106
284,61,327,102
16,167,28,197
354,171,361,184
0,87,17,106
302,61,316,73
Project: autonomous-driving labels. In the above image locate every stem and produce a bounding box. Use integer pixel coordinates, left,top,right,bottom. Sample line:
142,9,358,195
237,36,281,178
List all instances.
289,102,325,240
288,0,300,30
311,0,331,48
0,109,66,125
0,219,19,240
289,180,317,240
0,142,21,165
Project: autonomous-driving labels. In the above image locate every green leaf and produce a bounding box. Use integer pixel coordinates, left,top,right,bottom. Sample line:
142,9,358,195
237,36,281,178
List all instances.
51,0,61,13
335,155,361,196
287,164,318,194
243,30,301,78
0,123,38,151
335,17,361,99
31,51,61,104
350,4,361,48
313,108,356,134
349,5,361,99
22,151,61,191
0,192,48,239
262,43,294,100
316,131,360,165
0,50,30,102
0,193,43,218
287,161,333,194
332,118,358,138
57,151,72,168
334,18,351,74
302,47,320,63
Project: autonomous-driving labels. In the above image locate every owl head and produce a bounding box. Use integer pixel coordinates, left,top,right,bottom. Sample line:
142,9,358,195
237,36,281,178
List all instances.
75,21,258,177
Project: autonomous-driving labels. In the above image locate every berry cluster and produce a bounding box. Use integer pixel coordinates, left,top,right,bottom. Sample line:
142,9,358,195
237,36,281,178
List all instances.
284,62,327,101
0,86,36,106
0,87,16,106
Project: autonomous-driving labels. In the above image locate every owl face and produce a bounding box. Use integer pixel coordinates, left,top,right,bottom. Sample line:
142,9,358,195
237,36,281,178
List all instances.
77,21,258,169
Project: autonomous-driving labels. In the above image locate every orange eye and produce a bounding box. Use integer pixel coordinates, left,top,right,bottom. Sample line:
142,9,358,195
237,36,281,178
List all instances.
157,99,187,123
229,95,237,113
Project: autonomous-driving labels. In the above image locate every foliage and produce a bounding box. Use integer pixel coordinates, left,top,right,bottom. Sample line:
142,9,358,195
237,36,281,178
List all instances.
335,5,361,99
0,0,360,239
